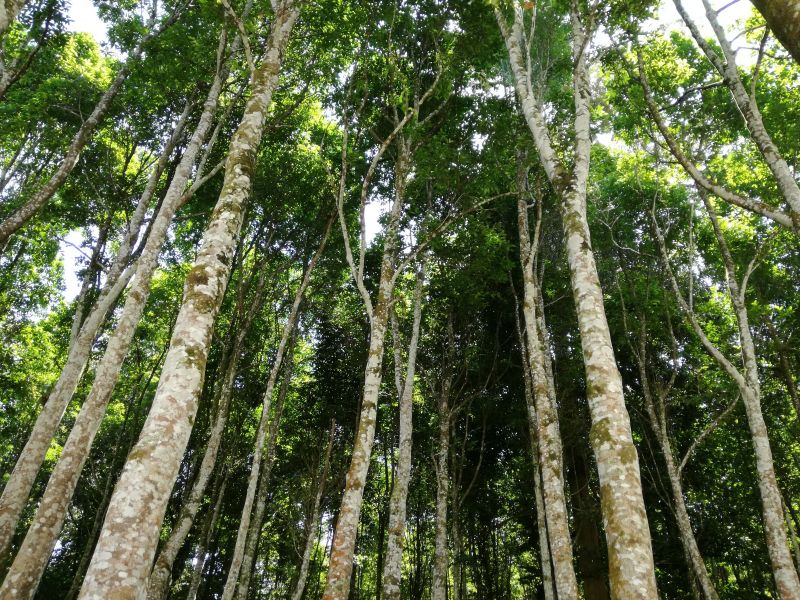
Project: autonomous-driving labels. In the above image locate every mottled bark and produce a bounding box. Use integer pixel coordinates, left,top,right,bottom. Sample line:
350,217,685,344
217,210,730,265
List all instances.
291,421,335,600
222,218,331,600
0,98,191,567
674,0,800,220
0,9,168,250
185,475,228,600
75,5,299,597
234,332,296,600
654,196,800,599
631,325,718,600
516,164,578,598
322,141,408,600
381,269,424,600
751,0,800,64
147,239,275,600
0,0,27,40
432,320,453,600
0,39,233,598
496,4,658,596
513,290,555,600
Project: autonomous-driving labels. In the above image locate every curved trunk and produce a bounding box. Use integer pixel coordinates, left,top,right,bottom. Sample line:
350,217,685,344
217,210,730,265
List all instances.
74,5,299,596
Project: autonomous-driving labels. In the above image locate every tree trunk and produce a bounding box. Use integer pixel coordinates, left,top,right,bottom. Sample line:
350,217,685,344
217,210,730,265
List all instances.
634,332,719,600
147,240,276,600
431,320,453,600
514,292,555,600
291,421,335,600
381,269,424,600
74,5,299,597
0,0,27,39
185,474,228,600
750,0,800,64
496,5,658,596
321,134,408,600
234,331,297,600
222,219,331,600
0,34,235,596
516,165,578,598
0,96,192,567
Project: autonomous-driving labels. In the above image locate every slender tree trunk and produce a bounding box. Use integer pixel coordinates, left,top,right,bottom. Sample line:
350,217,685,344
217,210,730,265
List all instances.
381,269,424,600
633,332,718,600
222,219,331,600
654,196,800,599
0,97,191,567
291,421,335,600
496,5,658,596
234,331,298,600
674,0,800,219
0,9,167,249
750,0,800,64
431,321,453,600
186,475,228,600
146,243,276,600
0,37,235,596
513,292,555,600
74,6,299,597
321,138,407,600
516,163,578,598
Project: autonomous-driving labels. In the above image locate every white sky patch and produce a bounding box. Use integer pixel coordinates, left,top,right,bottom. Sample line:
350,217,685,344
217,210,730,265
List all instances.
67,0,108,46
59,230,85,302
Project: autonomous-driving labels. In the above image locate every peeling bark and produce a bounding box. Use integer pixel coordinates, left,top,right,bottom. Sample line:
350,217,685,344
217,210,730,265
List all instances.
74,5,299,597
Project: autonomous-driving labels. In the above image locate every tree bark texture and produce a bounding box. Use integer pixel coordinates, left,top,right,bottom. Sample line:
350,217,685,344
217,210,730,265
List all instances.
496,4,658,596
74,5,299,597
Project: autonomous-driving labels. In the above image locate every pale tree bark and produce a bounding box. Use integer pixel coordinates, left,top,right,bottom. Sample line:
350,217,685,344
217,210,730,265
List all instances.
290,421,335,600
0,34,234,597
635,48,798,234
381,267,424,600
222,218,332,600
512,286,555,600
431,317,454,600
674,0,800,220
185,473,228,600
0,0,27,40
750,0,800,64
75,4,300,596
323,91,431,598
653,195,800,599
619,295,719,600
0,3,175,250
515,158,578,598
234,329,297,600
0,96,192,566
146,242,277,600
496,3,657,596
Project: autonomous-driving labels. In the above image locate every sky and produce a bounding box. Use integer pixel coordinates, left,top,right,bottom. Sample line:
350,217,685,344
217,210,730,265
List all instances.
57,0,758,301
